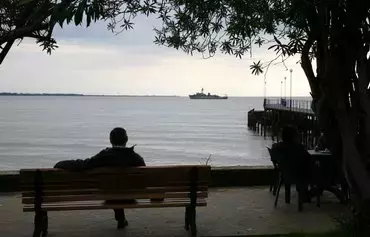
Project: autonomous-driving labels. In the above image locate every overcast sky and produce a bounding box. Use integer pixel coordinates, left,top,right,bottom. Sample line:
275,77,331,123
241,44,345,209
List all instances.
0,16,311,97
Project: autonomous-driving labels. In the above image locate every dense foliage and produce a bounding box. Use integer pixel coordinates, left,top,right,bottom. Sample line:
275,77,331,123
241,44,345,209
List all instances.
0,0,114,63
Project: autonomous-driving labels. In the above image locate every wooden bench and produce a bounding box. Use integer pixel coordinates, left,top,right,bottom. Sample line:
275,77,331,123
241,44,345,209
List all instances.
20,165,211,237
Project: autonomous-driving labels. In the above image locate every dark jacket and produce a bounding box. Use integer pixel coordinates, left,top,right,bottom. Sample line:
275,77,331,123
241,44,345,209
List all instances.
271,142,311,184
315,135,328,151
54,146,146,171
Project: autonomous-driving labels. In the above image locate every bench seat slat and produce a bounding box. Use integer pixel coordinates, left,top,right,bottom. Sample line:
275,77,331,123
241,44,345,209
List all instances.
21,181,205,185
21,180,209,185
22,191,208,204
23,199,207,212
22,186,208,197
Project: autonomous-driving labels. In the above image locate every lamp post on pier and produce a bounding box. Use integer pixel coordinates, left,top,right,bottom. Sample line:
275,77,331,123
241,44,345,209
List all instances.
263,77,267,107
289,69,293,109
284,76,287,99
280,80,283,99
263,82,266,98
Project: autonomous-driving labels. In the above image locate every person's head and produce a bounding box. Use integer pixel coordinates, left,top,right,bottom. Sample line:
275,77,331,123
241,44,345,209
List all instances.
281,125,299,143
110,127,128,146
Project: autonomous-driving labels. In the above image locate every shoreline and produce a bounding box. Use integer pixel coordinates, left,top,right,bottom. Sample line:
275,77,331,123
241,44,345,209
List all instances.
0,93,180,97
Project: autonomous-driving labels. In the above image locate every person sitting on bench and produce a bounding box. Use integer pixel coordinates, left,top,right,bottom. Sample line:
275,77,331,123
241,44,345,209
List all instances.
315,130,328,151
272,125,312,202
54,127,145,229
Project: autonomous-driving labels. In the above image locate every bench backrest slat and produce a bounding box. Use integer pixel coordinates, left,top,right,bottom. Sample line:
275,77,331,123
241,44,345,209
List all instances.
21,166,209,186
21,166,210,205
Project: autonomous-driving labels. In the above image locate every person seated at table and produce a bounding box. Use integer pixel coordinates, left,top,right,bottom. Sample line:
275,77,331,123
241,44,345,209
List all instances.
54,127,146,229
272,125,312,202
315,131,328,151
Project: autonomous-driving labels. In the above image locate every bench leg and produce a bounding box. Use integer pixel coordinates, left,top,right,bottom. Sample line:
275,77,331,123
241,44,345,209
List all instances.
33,211,48,237
298,192,303,212
274,177,282,208
285,184,291,204
184,206,190,230
42,211,48,237
33,226,41,237
317,189,321,207
185,206,197,236
190,207,197,236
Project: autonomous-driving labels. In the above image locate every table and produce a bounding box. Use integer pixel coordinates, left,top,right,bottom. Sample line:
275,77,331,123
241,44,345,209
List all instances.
307,150,348,204
308,150,332,157
308,150,335,184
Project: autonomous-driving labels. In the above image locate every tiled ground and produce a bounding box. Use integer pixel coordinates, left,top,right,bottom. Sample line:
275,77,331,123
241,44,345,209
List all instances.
0,187,348,236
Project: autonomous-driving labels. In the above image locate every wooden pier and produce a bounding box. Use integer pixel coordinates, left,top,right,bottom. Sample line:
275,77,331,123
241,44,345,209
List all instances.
248,98,320,149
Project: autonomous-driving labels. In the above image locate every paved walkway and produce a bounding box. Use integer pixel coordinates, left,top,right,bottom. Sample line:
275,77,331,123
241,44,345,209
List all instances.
0,187,348,236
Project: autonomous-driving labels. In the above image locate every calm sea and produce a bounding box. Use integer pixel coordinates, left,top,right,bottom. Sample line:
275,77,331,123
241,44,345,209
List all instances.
0,96,274,170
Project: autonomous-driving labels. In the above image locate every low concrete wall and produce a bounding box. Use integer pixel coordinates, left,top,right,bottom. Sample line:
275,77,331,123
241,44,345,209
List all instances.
0,166,273,192
210,166,273,187
0,171,19,193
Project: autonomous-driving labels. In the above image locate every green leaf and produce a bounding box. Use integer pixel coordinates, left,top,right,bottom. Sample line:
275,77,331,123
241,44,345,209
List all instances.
86,14,91,27
74,0,87,25
221,41,233,54
66,8,75,24
74,11,83,25
58,18,64,28
255,38,264,47
250,61,264,75
50,3,63,28
18,0,35,6
121,19,134,30
86,6,94,24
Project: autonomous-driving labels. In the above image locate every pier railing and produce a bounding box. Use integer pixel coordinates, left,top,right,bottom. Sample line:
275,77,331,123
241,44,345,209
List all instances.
248,98,318,149
264,98,313,114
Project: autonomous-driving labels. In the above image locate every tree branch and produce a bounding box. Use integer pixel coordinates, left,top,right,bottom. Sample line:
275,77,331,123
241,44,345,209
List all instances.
26,33,51,41
0,40,14,65
300,34,318,98
0,23,49,45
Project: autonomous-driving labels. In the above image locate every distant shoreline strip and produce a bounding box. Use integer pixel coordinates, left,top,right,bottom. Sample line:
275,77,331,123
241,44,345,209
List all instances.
0,93,180,97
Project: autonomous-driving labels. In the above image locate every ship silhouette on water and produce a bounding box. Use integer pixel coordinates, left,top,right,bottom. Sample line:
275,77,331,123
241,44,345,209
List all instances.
189,88,228,100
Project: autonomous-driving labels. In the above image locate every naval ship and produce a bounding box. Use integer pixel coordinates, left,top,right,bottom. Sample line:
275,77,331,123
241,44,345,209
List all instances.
189,88,228,99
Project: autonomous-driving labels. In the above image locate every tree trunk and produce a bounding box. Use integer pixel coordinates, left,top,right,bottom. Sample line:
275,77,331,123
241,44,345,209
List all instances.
302,28,370,233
